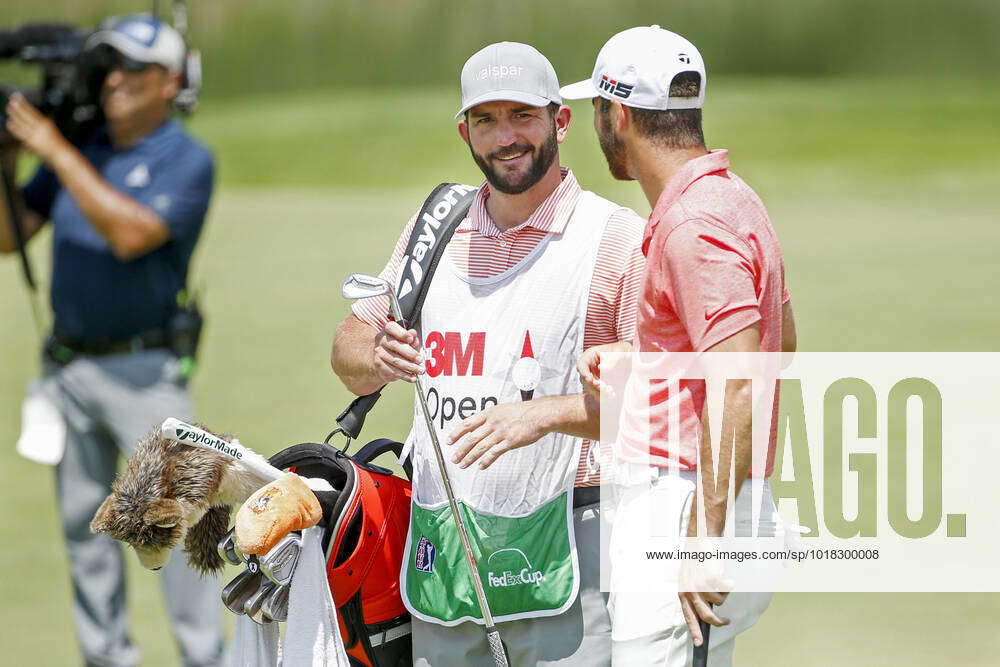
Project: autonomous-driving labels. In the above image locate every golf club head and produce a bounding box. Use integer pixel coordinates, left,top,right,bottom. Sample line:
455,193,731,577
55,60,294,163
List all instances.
260,533,302,587
342,273,391,301
261,583,290,623
245,579,278,625
221,568,264,615
217,528,241,566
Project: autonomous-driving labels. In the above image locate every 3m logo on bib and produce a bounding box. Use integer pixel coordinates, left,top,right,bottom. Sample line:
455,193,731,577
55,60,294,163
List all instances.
424,331,485,377
486,548,545,588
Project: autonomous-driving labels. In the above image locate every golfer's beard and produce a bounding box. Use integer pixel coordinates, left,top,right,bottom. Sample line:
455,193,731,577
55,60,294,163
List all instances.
471,130,558,195
598,115,631,181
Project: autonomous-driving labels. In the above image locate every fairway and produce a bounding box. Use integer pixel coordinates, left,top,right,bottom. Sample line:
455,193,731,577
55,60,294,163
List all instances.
1,80,998,664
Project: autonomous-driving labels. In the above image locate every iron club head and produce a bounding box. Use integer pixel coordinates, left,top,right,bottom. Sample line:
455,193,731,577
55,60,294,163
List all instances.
217,528,241,566
342,273,403,321
261,583,290,623
259,533,302,587
221,568,264,615
245,579,278,625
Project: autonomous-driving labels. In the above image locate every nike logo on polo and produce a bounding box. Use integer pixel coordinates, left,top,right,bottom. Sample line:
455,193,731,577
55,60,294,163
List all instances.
705,305,725,321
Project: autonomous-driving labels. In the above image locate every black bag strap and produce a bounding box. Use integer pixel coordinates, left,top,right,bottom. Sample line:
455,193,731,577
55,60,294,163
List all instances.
334,183,476,440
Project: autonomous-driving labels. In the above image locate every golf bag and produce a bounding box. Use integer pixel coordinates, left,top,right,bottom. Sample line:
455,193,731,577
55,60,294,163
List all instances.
269,439,413,667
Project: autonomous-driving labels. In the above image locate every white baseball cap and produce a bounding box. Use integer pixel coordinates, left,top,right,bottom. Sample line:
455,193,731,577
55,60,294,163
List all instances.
456,42,562,118
86,14,186,72
560,25,706,110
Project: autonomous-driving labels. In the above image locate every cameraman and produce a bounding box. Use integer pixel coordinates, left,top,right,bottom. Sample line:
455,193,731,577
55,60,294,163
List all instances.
0,15,223,667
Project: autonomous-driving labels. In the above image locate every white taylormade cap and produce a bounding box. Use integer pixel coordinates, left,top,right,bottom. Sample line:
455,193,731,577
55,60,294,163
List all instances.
86,14,186,72
560,25,706,110
456,42,562,118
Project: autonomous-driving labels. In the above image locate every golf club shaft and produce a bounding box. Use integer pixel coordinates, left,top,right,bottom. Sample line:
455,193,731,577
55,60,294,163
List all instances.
390,293,508,666
693,612,711,667
160,417,283,483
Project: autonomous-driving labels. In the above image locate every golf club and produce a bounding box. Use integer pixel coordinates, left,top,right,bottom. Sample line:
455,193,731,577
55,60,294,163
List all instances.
222,568,264,615
261,583,290,623
259,532,302,587
218,528,241,566
694,616,711,667
341,272,510,667
160,417,285,484
245,579,278,624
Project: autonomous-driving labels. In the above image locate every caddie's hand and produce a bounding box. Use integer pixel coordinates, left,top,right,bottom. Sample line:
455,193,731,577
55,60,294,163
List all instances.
4,92,69,164
678,550,733,646
371,320,423,384
577,340,632,399
448,401,549,469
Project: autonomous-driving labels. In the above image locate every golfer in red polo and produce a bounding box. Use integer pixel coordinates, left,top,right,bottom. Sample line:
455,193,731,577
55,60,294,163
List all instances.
562,25,797,666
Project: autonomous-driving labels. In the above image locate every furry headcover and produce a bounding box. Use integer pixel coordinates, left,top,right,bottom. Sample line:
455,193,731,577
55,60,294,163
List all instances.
90,424,237,574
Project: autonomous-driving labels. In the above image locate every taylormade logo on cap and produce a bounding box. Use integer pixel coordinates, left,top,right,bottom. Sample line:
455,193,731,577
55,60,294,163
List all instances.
560,25,707,111
456,42,562,118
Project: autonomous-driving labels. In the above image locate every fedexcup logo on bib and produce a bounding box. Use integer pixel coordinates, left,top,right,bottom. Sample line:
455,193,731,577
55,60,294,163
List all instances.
415,536,437,573
486,548,545,588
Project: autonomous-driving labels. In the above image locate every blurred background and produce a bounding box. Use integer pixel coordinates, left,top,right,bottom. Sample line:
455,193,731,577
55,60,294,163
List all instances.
1,0,997,664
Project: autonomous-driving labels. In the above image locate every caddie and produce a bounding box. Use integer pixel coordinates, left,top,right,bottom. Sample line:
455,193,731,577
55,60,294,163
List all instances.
332,42,646,665
563,26,797,666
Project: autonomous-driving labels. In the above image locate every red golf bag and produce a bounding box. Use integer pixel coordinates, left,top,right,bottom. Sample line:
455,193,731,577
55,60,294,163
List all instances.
269,439,412,667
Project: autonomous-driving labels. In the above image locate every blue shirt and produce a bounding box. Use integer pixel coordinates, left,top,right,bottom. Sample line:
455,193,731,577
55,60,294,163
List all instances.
22,119,214,342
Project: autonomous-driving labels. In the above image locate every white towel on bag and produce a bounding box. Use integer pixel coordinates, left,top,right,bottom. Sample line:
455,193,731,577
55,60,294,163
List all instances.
230,481,350,666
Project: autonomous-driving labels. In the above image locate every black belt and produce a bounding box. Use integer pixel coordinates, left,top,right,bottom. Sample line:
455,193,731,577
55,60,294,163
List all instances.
47,329,171,362
572,485,600,509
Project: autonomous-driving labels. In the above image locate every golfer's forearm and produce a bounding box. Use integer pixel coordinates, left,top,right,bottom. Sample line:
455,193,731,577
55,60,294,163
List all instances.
332,315,385,395
531,393,600,440
696,380,754,537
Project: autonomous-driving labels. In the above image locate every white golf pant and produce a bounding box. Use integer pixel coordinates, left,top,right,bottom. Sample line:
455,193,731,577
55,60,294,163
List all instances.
607,467,780,666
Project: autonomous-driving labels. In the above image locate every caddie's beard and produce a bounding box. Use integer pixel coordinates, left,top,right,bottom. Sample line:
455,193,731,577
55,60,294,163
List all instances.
470,127,559,195
598,109,632,181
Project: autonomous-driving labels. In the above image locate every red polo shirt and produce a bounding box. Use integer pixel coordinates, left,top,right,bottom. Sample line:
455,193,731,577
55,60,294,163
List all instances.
621,149,788,475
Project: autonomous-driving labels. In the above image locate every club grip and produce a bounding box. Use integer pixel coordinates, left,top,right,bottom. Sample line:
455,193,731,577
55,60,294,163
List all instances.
693,617,711,667
486,626,509,667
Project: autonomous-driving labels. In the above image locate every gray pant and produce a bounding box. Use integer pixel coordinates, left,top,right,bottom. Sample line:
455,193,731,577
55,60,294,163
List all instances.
412,500,611,666
44,349,225,667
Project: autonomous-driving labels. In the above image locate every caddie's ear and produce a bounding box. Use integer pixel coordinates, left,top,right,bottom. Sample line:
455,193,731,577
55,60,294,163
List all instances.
457,118,470,146
554,104,572,144
143,498,184,528
90,494,117,534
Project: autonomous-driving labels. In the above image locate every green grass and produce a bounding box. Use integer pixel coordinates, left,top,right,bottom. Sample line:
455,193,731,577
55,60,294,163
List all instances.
1,79,998,664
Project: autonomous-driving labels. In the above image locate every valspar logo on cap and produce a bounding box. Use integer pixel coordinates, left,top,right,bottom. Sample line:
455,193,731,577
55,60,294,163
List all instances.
476,65,525,81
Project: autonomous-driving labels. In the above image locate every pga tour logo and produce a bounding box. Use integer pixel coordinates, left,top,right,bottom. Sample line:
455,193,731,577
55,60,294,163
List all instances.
415,536,437,573
486,548,545,588
599,75,634,99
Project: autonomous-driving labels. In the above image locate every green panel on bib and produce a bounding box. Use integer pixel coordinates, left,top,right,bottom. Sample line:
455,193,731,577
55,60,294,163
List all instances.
406,491,574,623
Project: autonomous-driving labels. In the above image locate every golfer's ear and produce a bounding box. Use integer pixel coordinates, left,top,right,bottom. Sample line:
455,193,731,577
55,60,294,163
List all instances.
144,498,184,528
614,101,630,134
90,494,116,534
457,118,470,145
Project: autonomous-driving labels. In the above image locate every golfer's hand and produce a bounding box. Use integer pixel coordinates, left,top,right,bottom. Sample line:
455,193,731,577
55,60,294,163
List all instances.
4,93,69,164
678,555,732,646
372,321,423,384
448,401,549,469
577,340,632,398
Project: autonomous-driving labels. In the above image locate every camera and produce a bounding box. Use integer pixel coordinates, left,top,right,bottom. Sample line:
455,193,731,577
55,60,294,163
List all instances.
0,7,202,148
0,23,108,147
